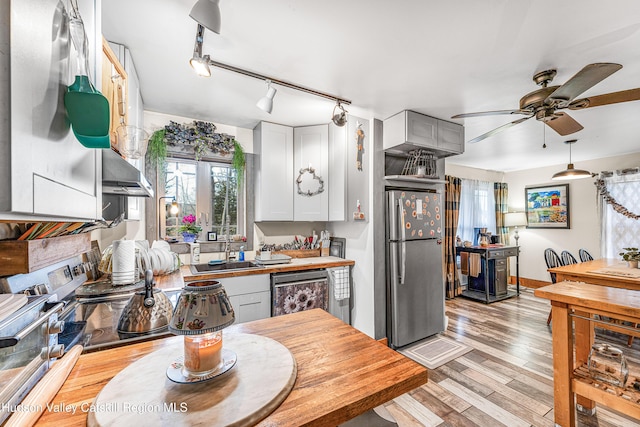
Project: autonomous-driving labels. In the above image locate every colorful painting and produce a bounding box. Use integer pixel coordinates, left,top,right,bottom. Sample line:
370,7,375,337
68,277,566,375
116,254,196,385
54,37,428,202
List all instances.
525,184,570,229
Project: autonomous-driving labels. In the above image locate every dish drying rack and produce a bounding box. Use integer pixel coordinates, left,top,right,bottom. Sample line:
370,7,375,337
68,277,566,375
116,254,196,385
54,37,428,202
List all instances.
400,150,437,178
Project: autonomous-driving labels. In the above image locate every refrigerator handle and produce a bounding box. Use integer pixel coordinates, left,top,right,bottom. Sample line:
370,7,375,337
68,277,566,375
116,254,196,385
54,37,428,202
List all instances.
400,241,406,285
397,200,406,285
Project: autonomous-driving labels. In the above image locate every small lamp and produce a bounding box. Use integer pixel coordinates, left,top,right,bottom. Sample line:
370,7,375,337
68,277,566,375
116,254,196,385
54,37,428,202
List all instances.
167,281,236,383
504,212,528,246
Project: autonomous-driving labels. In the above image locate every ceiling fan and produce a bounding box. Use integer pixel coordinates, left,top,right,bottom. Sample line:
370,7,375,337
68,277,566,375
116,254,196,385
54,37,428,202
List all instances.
452,63,640,144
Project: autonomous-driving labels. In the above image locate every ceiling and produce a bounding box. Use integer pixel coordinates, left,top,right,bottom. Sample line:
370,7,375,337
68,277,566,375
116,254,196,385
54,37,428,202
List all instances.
101,0,640,172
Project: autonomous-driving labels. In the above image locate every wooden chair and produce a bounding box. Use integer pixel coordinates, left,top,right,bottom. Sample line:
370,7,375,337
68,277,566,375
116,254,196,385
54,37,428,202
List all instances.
544,248,563,325
561,250,579,265
579,248,594,262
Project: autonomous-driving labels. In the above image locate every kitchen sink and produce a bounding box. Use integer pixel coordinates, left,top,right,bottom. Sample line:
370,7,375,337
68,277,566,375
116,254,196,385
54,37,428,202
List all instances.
189,261,263,274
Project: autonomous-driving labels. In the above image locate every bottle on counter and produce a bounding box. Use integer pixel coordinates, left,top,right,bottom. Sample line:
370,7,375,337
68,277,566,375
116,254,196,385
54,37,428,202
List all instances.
238,246,245,261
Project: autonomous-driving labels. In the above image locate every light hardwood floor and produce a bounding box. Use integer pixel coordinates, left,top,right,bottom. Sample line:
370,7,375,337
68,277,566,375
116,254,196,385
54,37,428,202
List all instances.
378,287,640,427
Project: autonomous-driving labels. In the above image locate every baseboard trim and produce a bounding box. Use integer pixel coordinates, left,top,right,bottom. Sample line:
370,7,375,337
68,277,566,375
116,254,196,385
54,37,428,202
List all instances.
510,276,550,289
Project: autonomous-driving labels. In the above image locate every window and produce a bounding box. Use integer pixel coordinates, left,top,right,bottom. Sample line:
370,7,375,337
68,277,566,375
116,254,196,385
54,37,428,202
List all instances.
160,159,244,241
600,173,640,258
456,179,497,244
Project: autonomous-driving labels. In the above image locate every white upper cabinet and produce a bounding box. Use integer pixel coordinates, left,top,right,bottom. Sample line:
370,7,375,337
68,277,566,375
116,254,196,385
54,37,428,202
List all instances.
0,0,101,221
254,122,345,222
383,110,464,157
254,122,294,221
294,125,329,221
328,123,347,222
437,119,465,154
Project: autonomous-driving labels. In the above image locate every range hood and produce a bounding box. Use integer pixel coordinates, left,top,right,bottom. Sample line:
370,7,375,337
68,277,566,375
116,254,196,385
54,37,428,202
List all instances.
102,150,154,197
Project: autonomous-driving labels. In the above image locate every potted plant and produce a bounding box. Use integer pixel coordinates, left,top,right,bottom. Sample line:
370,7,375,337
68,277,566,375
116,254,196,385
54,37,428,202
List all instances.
178,214,202,243
619,247,640,268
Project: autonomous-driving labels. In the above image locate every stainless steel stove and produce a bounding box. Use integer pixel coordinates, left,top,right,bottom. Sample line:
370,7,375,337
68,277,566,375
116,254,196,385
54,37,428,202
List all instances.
0,254,180,422
68,278,180,352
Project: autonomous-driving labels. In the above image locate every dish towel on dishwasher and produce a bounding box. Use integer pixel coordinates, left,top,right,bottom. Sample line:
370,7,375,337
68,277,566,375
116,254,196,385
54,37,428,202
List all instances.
460,252,469,276
329,267,350,301
469,253,481,278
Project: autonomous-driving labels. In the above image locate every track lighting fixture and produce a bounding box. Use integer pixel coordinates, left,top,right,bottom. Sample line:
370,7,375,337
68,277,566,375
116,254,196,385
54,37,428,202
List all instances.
256,80,277,114
188,1,351,118
551,139,592,180
332,101,348,127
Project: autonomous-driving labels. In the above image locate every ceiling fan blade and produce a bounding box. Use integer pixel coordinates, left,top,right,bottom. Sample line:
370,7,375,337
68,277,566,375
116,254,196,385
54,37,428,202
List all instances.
467,116,532,144
452,110,531,119
545,63,622,106
568,88,640,110
544,112,584,136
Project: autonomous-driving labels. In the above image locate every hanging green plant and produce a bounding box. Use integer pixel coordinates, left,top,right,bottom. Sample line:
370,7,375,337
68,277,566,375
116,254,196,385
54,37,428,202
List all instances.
147,129,168,169
232,139,245,185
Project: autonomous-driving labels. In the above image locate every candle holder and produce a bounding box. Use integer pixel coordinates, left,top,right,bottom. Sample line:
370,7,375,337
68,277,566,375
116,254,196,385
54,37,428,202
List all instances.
167,280,236,383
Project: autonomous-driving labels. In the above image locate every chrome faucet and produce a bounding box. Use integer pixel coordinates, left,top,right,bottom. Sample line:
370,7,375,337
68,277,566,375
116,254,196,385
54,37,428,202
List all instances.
224,213,234,262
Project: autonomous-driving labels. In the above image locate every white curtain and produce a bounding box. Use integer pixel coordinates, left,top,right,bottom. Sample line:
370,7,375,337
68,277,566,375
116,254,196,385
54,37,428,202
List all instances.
456,179,497,244
600,173,640,259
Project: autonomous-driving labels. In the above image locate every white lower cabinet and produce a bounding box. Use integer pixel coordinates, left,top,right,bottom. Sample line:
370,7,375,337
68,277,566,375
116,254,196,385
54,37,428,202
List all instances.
221,274,271,324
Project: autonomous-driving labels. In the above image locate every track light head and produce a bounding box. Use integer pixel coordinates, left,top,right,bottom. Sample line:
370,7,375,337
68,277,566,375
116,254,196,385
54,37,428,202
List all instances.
256,80,277,113
190,54,211,77
332,101,348,127
190,0,221,34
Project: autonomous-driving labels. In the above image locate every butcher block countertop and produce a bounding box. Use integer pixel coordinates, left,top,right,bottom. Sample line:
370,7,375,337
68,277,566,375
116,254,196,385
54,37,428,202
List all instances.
180,255,355,282
34,309,428,427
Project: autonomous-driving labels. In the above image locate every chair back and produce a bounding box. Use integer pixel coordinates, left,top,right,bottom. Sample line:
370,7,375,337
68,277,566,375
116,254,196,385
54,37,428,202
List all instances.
561,250,579,265
544,248,563,283
579,248,594,262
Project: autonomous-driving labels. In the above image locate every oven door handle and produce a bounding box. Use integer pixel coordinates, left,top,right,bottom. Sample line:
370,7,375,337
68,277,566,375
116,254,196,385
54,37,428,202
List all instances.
0,302,65,349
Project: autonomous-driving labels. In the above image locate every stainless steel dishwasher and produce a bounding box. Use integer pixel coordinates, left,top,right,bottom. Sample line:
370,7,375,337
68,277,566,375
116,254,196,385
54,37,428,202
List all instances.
271,270,329,317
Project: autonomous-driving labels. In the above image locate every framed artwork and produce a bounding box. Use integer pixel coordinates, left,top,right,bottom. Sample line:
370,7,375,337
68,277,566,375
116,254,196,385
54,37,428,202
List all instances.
525,184,570,229
207,232,217,241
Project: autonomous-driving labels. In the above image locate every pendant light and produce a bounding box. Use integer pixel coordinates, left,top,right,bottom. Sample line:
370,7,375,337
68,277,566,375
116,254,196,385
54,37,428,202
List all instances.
551,139,592,181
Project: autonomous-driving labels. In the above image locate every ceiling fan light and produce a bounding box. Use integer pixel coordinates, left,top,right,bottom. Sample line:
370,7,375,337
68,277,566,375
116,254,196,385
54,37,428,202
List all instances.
190,0,221,34
190,55,211,77
256,82,277,113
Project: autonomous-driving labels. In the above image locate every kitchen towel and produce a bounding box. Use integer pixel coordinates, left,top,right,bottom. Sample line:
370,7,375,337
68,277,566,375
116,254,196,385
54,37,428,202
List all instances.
469,253,481,278
329,267,350,301
111,239,135,284
460,252,469,276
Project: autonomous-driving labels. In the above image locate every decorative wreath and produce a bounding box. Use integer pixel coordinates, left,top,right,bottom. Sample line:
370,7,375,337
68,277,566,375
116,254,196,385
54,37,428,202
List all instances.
296,166,324,197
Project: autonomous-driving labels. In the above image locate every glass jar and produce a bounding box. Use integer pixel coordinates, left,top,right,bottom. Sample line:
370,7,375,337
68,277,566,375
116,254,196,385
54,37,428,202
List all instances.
588,343,628,387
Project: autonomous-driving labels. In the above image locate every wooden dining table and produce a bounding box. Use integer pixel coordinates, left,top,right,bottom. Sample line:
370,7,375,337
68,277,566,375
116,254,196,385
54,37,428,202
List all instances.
535,281,640,427
34,309,428,427
548,258,640,291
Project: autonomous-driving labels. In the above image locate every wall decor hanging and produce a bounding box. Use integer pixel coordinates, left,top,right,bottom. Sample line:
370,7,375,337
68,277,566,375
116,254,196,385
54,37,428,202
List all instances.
296,166,325,197
147,120,245,180
355,122,364,171
525,183,570,229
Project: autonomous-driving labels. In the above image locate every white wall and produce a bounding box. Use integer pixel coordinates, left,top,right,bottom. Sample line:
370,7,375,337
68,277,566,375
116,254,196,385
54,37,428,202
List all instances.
446,152,640,283
327,118,375,337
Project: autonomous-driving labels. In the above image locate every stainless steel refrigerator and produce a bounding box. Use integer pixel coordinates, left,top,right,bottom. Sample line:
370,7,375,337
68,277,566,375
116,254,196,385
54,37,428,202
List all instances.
386,188,445,349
